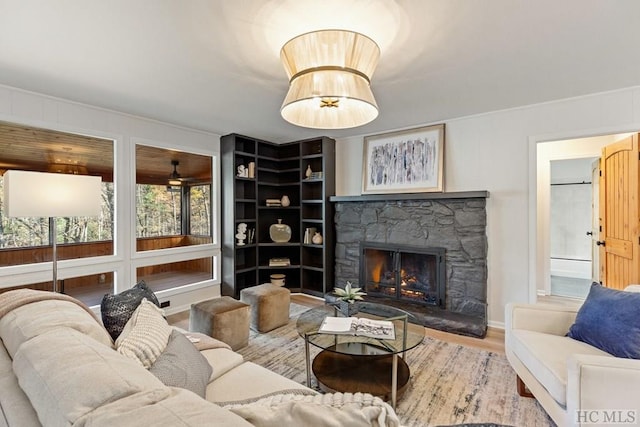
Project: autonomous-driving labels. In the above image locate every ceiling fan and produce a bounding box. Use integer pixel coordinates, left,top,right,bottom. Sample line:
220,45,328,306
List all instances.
168,160,183,186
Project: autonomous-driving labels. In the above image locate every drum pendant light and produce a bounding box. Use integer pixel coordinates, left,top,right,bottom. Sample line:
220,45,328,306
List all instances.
280,29,380,129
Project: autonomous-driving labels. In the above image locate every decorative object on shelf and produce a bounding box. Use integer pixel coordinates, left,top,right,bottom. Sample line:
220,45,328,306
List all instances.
362,123,445,194
236,222,247,246
333,281,366,316
269,219,292,243
312,231,323,245
280,29,380,129
303,227,317,244
237,165,247,177
269,257,291,267
247,227,255,244
270,273,286,286
266,198,282,207
308,171,323,180
248,162,255,178
281,195,291,207
305,164,313,178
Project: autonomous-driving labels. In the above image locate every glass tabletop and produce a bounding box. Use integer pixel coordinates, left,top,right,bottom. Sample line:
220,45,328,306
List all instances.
296,301,424,356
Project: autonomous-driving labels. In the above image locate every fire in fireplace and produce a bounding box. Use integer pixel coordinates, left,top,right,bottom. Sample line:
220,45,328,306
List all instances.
360,242,445,307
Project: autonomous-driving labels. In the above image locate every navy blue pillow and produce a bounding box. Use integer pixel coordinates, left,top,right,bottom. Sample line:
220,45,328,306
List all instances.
567,283,640,359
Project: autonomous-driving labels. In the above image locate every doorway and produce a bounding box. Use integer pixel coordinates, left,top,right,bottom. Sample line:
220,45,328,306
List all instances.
549,158,596,298
535,132,633,299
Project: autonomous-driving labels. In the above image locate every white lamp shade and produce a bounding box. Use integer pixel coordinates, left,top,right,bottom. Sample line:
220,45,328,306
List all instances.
280,29,380,129
3,170,102,218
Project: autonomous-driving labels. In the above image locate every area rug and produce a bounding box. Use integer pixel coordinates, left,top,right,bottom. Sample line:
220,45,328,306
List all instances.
238,303,555,427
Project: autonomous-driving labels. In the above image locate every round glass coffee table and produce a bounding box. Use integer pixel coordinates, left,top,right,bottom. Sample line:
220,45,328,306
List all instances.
296,301,424,408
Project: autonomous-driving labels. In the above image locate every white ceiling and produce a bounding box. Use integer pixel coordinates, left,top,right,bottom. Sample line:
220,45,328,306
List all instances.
1,0,640,143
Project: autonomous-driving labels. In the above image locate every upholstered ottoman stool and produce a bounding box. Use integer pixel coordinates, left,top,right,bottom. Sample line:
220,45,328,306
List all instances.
240,284,290,332
189,296,249,350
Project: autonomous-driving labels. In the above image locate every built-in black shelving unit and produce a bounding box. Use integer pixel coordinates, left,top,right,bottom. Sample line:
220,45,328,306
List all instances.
221,134,335,298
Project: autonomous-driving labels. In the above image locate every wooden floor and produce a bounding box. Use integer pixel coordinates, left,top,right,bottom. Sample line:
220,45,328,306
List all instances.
168,293,505,353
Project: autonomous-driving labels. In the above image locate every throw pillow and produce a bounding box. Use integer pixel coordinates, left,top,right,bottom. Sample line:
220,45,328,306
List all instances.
101,281,160,340
567,283,640,359
115,299,172,368
149,330,212,398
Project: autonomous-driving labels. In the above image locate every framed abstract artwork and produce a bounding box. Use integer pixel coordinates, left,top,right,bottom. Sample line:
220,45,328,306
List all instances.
362,124,445,194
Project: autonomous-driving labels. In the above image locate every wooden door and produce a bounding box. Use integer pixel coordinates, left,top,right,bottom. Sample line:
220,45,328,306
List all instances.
599,134,640,289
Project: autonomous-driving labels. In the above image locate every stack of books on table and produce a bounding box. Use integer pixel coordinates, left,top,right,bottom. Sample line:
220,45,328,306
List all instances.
266,199,282,207
269,257,291,267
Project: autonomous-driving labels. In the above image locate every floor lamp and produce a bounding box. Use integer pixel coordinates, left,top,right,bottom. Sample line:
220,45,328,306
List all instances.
3,170,102,293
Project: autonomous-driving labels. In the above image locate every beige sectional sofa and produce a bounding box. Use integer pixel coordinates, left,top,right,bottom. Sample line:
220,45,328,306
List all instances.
0,290,398,426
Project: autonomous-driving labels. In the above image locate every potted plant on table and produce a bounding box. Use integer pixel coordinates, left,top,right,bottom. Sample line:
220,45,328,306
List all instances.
333,281,366,316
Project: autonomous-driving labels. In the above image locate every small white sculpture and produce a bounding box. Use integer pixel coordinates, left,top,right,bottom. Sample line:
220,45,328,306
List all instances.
237,165,246,177
236,222,247,245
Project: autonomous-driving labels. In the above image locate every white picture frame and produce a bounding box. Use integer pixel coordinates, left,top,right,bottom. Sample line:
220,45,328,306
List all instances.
362,124,445,194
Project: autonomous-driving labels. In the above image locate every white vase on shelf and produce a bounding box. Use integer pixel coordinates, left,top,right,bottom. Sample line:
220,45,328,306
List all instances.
312,232,323,245
281,195,290,207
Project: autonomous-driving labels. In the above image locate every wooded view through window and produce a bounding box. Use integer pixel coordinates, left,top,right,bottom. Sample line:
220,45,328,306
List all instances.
135,184,211,237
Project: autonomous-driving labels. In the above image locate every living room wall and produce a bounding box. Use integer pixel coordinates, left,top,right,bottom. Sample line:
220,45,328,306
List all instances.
335,85,640,327
4,82,640,327
0,84,222,314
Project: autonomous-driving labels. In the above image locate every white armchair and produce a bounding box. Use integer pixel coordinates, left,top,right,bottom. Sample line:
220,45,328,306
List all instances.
505,298,640,427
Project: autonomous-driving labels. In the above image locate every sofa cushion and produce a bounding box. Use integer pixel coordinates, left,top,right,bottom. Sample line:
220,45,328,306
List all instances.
200,347,244,382
207,361,314,404
510,329,612,406
74,387,253,426
0,299,113,358
149,330,212,398
102,280,160,341
568,283,640,359
116,299,172,368
0,342,40,427
13,327,165,426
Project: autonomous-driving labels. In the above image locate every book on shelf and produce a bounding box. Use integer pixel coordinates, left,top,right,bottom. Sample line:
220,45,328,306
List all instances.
268,257,291,267
303,227,317,244
318,316,395,340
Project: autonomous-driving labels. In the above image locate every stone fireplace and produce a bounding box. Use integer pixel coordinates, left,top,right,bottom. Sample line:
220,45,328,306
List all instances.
331,192,488,337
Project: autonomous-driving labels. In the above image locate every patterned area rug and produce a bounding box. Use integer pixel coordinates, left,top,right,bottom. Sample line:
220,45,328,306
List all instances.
238,303,555,427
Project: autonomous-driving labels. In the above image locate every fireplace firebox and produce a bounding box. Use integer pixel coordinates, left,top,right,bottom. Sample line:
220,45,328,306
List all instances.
359,242,446,307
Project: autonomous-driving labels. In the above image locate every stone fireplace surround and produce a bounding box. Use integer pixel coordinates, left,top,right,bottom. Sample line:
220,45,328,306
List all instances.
330,191,488,337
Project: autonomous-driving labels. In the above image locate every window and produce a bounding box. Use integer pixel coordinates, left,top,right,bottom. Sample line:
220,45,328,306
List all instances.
136,184,182,237
190,184,211,236
136,257,213,294
135,145,213,251
0,122,115,267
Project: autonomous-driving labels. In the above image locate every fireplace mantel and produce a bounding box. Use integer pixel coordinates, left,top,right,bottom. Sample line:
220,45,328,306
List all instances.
329,191,489,203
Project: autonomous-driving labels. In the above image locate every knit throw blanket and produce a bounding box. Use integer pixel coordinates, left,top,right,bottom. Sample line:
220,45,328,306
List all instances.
223,391,400,427
0,288,101,322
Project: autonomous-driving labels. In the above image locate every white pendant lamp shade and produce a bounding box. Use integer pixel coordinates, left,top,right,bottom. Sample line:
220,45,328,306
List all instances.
280,30,380,129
